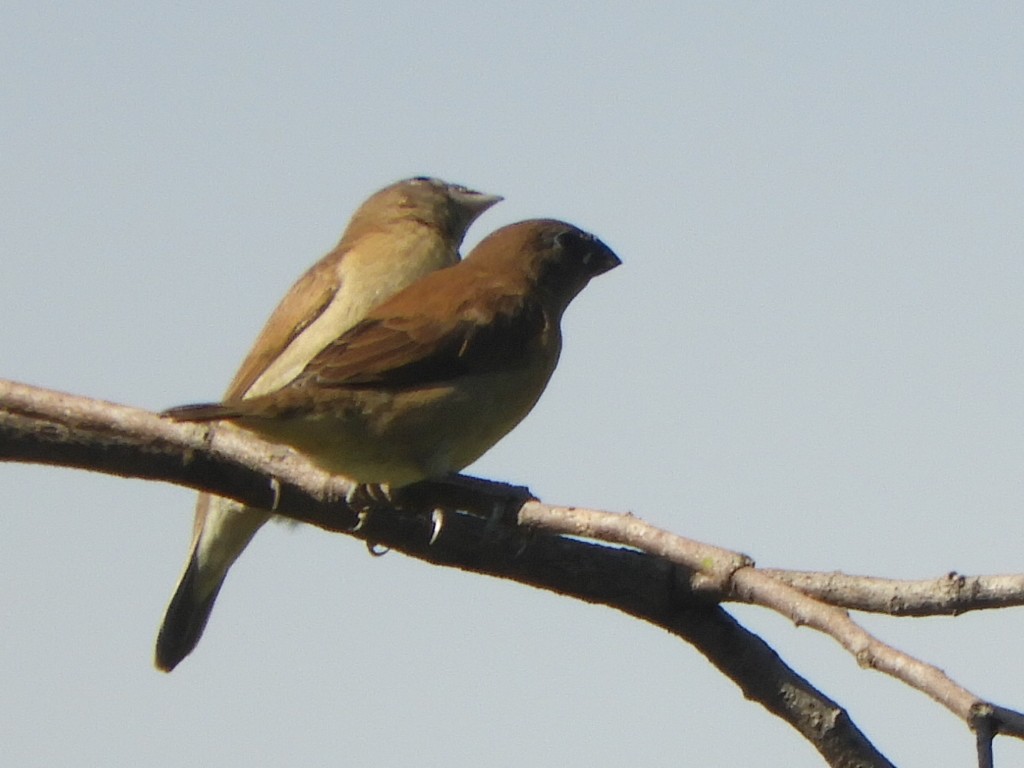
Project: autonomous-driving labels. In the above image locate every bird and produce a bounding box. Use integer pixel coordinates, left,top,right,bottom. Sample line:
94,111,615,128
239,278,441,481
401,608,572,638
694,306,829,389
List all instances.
166,217,620,495
155,177,502,672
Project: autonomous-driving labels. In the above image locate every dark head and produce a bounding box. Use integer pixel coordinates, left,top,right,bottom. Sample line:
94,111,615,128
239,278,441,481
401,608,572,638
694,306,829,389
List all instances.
468,219,621,312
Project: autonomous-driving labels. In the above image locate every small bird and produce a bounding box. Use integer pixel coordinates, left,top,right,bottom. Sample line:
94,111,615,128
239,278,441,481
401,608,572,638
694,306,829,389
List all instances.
156,177,502,672
166,218,620,491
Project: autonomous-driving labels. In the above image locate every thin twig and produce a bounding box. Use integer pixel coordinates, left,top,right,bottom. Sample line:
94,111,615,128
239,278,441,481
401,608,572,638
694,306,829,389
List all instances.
761,569,1024,616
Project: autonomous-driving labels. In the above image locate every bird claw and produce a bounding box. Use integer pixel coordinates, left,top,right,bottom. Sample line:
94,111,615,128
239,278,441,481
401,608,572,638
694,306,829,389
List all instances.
348,509,390,555
345,484,443,553
350,510,370,532
366,540,390,557
344,488,394,556
429,508,444,545
344,482,394,511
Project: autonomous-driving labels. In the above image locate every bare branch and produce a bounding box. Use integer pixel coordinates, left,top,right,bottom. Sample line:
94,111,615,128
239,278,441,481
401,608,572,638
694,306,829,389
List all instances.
761,569,1024,616
733,569,979,720
7,377,1024,765
515,499,1024,744
517,502,752,590
660,606,896,768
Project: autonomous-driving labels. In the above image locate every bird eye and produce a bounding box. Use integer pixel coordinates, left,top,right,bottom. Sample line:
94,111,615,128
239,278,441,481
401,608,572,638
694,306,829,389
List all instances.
553,230,577,251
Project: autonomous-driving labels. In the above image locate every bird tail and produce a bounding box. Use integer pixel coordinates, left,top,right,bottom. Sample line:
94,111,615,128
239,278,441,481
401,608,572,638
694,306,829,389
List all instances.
162,401,245,422
155,550,223,671
155,495,270,672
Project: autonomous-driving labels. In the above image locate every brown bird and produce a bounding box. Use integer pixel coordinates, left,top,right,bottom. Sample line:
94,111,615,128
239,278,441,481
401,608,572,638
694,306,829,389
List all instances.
156,177,501,672
166,218,620,492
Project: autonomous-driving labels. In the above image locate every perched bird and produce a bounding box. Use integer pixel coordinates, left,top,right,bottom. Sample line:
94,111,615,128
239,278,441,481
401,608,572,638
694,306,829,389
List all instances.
156,177,502,672
166,218,620,491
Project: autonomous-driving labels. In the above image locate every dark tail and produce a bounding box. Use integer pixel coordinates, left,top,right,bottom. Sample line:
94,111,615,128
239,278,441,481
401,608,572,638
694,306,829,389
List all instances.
162,401,243,422
154,553,223,672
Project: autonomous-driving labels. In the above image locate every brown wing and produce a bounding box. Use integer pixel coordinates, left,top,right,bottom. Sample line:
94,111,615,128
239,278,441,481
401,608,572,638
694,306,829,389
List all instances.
297,290,548,390
224,253,343,398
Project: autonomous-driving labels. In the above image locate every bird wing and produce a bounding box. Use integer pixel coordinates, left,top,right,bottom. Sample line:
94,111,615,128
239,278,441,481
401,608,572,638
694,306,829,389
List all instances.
301,291,548,390
225,255,342,398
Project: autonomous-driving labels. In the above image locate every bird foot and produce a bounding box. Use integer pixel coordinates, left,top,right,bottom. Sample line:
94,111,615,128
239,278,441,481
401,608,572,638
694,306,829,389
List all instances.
344,482,394,512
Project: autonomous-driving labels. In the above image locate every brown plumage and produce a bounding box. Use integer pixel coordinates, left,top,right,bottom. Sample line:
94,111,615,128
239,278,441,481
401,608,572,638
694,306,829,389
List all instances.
155,177,501,672
165,219,620,485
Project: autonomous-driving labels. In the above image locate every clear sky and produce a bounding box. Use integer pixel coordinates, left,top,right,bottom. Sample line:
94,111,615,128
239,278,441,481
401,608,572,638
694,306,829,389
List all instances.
3,4,1024,766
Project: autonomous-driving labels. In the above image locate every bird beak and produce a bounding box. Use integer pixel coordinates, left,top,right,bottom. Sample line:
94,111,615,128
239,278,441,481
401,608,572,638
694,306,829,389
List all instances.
594,246,622,276
456,190,504,217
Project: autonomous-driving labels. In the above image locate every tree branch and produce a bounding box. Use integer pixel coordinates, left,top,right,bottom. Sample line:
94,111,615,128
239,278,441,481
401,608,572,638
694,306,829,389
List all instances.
3,378,1021,766
761,569,1024,616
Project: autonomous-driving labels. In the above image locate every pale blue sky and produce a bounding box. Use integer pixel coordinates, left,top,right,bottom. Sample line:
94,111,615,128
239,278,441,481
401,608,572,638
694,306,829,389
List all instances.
3,4,1024,766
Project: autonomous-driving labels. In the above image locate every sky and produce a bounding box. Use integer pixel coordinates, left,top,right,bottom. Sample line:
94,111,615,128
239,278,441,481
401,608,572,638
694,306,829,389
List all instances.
2,3,1024,766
